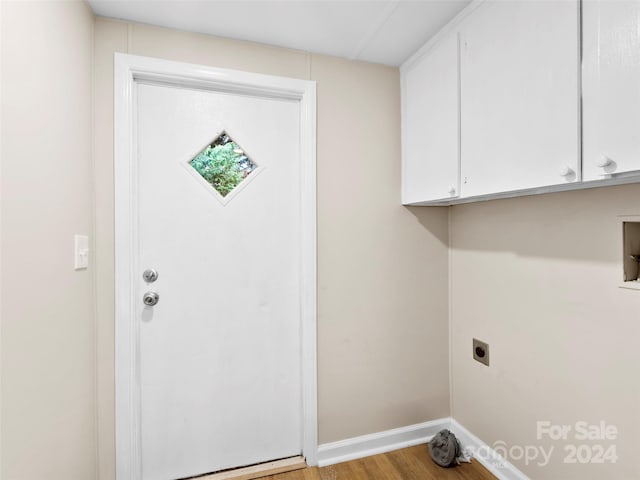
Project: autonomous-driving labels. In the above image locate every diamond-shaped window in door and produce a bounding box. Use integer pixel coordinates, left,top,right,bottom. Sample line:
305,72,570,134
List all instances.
189,131,258,198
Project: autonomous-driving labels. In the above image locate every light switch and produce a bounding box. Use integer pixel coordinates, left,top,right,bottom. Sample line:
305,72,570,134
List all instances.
74,235,89,270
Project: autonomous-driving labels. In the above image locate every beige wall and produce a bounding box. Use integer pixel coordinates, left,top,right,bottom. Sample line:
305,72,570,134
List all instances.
1,1,96,479
94,18,450,479
450,184,640,479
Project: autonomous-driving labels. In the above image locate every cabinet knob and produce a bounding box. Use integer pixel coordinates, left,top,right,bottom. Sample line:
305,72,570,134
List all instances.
447,186,456,195
558,165,573,177
597,155,613,168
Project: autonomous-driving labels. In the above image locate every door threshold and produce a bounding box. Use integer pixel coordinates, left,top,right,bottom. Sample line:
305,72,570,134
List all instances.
186,456,307,480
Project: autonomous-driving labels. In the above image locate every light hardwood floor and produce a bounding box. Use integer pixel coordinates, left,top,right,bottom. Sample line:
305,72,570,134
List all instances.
262,445,496,480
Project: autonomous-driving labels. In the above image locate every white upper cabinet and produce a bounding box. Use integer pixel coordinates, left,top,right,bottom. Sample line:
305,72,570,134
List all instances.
583,0,640,181
401,0,640,205
401,33,459,204
459,0,580,197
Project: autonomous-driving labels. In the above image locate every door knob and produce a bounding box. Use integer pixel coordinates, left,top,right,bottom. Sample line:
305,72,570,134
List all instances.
143,269,159,283
447,186,456,195
143,291,159,306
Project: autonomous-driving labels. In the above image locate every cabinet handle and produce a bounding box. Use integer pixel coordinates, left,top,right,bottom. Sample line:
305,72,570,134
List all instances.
597,155,613,168
558,165,573,177
447,186,456,195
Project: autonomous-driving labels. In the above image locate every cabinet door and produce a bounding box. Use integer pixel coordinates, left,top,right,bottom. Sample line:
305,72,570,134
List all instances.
460,0,580,197
583,0,640,181
402,33,459,204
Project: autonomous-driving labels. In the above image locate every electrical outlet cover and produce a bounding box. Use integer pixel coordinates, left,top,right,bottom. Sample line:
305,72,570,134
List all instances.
473,338,489,366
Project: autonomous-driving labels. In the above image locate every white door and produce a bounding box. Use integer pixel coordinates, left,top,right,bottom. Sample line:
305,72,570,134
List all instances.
402,33,460,204
460,0,580,197
116,56,316,480
583,0,640,181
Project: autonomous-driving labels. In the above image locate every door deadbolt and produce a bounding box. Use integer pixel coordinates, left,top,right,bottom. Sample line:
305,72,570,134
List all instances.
143,269,159,283
143,291,159,306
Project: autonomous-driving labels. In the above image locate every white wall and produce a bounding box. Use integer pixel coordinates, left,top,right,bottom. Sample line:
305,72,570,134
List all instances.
451,184,640,479
0,1,96,479
94,18,451,479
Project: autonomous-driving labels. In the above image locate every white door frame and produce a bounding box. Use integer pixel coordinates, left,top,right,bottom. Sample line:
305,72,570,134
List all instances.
114,53,317,480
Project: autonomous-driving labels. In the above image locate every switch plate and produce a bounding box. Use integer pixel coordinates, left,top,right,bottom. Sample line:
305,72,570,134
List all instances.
74,235,89,270
473,338,490,366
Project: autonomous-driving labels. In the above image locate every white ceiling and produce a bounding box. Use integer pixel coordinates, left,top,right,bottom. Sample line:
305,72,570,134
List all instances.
87,0,471,66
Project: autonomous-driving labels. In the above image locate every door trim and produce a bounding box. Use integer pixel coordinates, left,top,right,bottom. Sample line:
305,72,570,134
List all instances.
114,53,317,480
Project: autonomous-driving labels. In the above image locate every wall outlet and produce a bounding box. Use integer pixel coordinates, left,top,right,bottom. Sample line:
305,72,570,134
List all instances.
473,338,489,366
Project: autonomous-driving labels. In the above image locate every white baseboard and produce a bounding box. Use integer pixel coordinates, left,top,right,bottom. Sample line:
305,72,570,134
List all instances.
316,417,450,467
449,419,529,480
316,417,530,480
